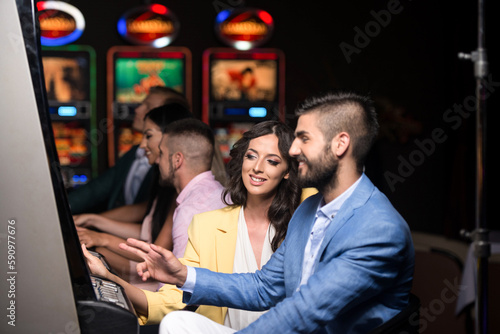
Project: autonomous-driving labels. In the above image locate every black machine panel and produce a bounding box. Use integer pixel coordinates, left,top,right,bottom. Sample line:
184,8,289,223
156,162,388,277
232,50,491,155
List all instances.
9,0,140,332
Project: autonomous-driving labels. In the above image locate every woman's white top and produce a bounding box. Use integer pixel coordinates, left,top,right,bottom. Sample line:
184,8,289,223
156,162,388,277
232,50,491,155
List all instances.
224,206,275,330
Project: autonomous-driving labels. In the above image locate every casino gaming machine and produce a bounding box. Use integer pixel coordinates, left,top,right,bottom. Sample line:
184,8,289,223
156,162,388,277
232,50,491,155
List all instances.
0,0,139,333
41,45,97,189
202,47,285,163
37,1,97,189
203,7,284,162
106,46,192,166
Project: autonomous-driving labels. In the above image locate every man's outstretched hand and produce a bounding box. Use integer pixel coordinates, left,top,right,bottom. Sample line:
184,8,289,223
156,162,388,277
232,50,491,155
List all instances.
119,238,188,287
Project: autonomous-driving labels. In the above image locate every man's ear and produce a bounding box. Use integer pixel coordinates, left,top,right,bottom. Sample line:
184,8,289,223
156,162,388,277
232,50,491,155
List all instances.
331,132,350,157
173,152,183,169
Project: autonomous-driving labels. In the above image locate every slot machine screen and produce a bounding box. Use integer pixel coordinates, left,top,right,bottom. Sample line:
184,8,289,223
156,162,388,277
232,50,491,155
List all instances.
42,53,90,103
114,57,185,103
109,47,190,106
108,47,191,162
204,49,284,123
210,58,277,104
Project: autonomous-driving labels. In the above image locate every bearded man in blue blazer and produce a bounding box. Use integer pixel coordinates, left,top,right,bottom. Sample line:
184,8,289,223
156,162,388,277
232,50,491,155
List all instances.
122,90,415,333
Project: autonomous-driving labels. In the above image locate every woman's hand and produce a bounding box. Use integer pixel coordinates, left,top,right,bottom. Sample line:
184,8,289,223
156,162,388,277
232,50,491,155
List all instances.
119,238,187,286
77,227,108,248
73,214,104,229
73,214,141,240
81,244,110,279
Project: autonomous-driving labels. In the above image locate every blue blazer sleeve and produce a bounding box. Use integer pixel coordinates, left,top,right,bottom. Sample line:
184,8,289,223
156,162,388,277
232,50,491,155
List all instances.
184,178,414,333
184,237,288,311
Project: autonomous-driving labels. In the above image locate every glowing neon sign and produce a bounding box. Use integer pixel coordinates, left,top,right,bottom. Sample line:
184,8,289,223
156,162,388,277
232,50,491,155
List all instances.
118,4,179,48
37,1,85,46
215,8,274,50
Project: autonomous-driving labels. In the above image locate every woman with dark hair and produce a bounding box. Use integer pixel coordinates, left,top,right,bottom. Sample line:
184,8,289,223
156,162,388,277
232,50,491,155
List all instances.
222,120,300,252
74,103,192,290
82,120,317,328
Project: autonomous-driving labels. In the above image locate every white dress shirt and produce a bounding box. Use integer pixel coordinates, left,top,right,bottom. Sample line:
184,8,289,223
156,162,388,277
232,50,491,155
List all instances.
298,175,363,288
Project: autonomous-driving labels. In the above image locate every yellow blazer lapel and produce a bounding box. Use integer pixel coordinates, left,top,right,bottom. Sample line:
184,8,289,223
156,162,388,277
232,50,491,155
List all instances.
196,206,240,325
215,206,240,273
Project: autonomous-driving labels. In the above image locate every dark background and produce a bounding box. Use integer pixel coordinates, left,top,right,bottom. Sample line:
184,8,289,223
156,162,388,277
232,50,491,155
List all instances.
61,0,498,238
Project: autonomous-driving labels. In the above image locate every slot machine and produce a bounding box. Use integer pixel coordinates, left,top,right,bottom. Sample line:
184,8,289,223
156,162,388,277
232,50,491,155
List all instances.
202,47,285,163
203,8,284,162
106,46,192,166
41,45,97,189
0,1,138,332
36,1,97,189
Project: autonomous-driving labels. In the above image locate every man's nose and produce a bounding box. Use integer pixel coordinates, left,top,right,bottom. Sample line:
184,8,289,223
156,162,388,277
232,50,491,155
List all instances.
289,139,300,157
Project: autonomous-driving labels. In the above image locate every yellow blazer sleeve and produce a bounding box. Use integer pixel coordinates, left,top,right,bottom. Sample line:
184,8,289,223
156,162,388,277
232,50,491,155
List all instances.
138,252,197,325
139,284,184,325
138,206,240,325
138,213,204,325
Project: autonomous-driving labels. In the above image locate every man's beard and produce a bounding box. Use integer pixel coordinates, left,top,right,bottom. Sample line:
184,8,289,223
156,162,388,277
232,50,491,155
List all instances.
159,160,175,187
298,148,338,191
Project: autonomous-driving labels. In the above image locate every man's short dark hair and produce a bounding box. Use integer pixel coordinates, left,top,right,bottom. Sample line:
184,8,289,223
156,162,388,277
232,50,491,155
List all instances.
295,90,379,172
163,119,215,172
163,119,214,146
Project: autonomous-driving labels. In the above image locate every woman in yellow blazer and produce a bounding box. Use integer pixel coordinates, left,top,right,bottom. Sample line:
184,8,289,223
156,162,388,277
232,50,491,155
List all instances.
82,120,317,328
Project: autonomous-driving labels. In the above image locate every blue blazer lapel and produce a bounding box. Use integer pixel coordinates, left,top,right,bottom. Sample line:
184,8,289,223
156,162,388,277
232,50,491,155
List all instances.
316,176,375,262
286,194,322,294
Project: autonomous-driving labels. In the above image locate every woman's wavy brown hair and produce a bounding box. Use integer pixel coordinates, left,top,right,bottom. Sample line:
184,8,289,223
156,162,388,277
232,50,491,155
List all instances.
222,120,301,251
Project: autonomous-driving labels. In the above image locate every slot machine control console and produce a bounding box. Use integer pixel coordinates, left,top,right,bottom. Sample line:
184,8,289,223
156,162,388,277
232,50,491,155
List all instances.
76,251,139,333
91,275,133,312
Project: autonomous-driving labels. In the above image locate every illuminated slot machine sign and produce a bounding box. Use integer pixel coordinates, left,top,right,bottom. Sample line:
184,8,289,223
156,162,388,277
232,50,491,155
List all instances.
203,48,285,162
107,46,192,165
37,0,85,47
41,46,96,189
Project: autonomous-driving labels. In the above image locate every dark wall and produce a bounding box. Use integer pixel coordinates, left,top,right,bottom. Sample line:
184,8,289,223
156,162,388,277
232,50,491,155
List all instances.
65,0,498,237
